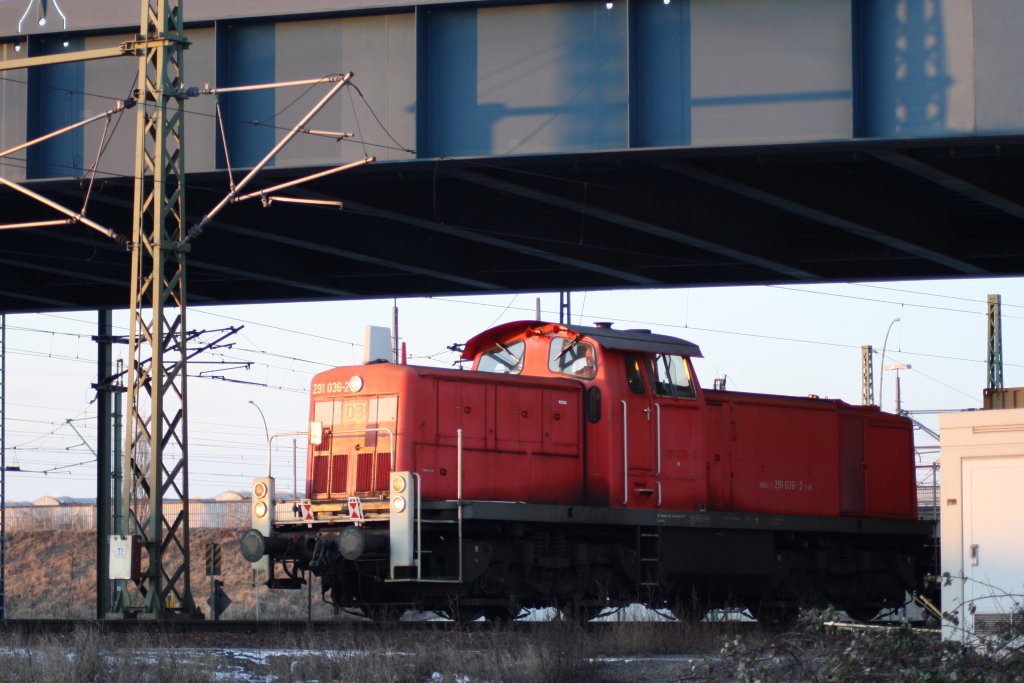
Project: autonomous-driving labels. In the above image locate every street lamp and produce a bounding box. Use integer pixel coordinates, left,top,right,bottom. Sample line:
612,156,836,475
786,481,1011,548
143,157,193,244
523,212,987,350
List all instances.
18,0,68,33
877,318,901,411
248,400,271,476
884,363,912,414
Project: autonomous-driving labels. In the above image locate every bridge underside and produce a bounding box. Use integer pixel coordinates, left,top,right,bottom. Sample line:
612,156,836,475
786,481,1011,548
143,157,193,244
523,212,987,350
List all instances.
2,135,1023,313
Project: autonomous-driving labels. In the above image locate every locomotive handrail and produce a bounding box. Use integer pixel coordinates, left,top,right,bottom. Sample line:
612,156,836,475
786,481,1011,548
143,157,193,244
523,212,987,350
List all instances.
622,400,629,506
457,428,464,582
404,437,463,584
457,428,463,502
267,430,308,480
655,403,662,476
412,472,422,580
329,427,396,471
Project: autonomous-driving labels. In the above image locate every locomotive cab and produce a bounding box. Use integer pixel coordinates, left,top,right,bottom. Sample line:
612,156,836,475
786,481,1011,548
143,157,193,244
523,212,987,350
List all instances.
464,321,707,509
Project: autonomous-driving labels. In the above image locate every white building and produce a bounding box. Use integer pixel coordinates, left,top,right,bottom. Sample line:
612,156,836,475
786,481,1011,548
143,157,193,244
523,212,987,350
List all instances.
940,404,1024,644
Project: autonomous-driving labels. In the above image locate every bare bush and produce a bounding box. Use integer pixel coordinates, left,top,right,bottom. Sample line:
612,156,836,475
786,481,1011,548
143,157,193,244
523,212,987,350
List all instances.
685,608,1024,682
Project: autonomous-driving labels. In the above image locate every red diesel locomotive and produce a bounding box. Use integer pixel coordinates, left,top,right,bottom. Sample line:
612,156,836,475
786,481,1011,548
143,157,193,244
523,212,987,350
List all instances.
241,320,935,621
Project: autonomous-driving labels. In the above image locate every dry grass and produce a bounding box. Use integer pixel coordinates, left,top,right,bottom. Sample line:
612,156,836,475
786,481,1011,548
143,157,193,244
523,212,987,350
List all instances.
3,618,1018,683
5,529,335,620
0,621,718,682
263,627,604,683
0,627,218,682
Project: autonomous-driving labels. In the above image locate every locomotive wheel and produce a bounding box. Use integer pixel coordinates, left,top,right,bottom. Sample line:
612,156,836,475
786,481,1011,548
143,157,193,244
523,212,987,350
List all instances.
748,601,800,629
559,600,602,623
482,599,524,622
442,605,486,622
361,603,404,622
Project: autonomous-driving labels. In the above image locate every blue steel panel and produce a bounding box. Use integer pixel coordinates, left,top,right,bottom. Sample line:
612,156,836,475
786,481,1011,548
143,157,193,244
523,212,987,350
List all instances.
26,36,84,179
634,0,691,147
856,0,958,137
422,7,486,156
422,2,628,158
216,23,276,169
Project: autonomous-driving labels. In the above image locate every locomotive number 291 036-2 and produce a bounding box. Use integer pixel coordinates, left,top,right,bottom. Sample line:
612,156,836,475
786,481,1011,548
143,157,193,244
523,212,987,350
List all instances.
311,380,354,396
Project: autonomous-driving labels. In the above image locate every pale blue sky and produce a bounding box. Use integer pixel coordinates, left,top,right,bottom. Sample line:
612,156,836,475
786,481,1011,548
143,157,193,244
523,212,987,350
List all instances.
4,276,1021,502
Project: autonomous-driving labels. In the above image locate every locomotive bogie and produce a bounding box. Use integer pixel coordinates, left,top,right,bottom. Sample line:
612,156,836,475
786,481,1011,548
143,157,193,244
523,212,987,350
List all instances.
255,502,930,620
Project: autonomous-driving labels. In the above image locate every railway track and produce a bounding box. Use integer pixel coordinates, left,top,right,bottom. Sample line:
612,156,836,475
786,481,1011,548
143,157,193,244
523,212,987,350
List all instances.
0,616,761,637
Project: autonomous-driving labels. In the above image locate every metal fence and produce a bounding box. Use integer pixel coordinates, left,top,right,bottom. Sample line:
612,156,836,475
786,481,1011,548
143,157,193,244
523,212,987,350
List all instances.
2,500,251,531
916,463,940,522
3,470,943,531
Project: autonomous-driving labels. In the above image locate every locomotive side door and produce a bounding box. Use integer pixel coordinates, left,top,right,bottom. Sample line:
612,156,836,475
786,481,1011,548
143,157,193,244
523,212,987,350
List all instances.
648,353,704,510
621,353,655,507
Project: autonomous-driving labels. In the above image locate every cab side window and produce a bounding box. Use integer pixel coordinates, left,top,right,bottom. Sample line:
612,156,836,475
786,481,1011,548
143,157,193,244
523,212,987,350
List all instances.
649,353,696,399
624,354,646,394
549,337,598,379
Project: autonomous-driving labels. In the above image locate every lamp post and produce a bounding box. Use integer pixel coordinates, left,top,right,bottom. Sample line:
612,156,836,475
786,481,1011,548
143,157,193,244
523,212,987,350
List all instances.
247,400,270,621
248,400,271,476
877,318,901,411
884,363,912,415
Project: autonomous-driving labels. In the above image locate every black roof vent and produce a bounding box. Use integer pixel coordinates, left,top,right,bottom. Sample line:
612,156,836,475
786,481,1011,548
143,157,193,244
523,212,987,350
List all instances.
627,329,652,334
594,321,614,329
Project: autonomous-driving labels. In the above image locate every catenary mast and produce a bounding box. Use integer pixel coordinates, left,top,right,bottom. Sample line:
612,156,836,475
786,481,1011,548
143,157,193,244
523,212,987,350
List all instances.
118,0,199,617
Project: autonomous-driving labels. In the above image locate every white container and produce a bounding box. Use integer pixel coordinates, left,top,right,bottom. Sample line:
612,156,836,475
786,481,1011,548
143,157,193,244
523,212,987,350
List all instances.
939,408,1024,643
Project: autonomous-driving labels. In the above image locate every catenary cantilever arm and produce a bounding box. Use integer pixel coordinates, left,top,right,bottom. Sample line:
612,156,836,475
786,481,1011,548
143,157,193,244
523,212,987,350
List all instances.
183,72,354,244
232,156,374,203
0,99,128,160
0,176,128,246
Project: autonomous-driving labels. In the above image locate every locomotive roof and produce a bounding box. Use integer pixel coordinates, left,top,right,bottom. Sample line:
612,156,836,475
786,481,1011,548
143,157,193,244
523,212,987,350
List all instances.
462,320,703,359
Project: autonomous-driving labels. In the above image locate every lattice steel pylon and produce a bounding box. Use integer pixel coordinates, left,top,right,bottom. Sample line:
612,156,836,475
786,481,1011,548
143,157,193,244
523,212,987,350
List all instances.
861,345,874,406
118,0,199,618
987,294,1003,390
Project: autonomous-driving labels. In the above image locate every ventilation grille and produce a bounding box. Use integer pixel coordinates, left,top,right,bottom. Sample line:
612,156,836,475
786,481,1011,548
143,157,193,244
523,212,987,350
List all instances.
974,612,1018,638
